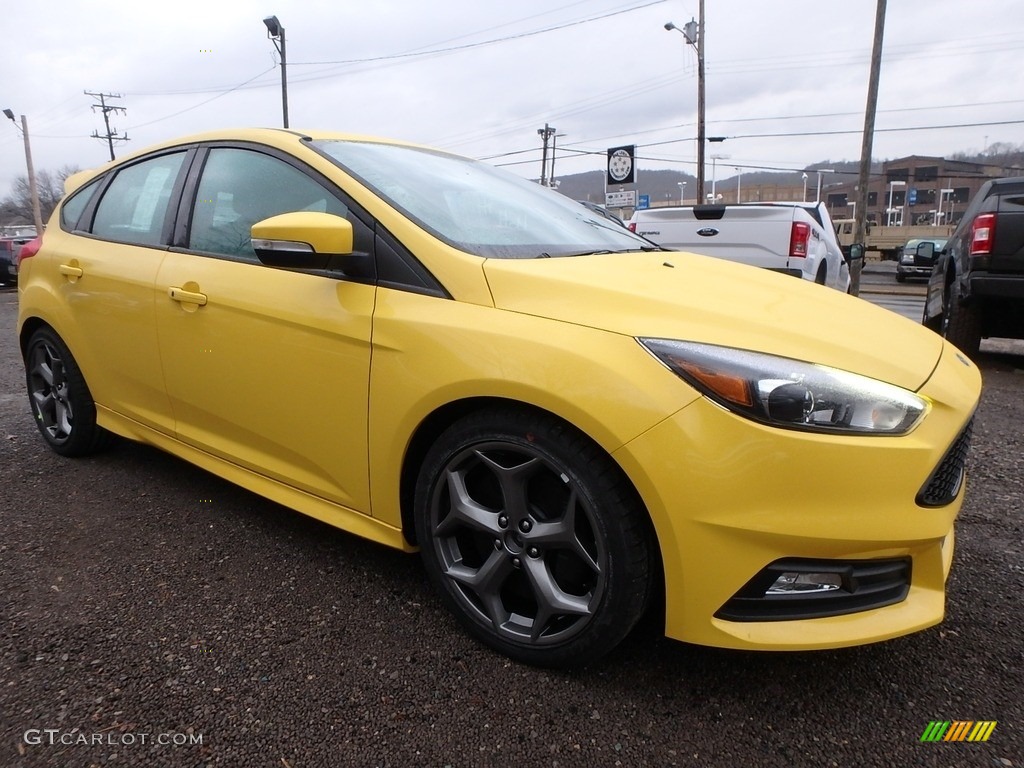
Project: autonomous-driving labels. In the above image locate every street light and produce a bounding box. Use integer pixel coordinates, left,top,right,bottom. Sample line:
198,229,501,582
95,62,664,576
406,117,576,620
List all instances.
665,6,705,199
263,15,289,128
677,181,686,205
815,168,835,203
734,167,742,203
939,187,955,227
801,172,808,203
550,132,566,188
887,180,906,226
710,153,729,199
3,109,43,233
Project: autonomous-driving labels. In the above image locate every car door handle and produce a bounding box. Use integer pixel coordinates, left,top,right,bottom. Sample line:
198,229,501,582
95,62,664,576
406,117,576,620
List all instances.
59,264,84,278
168,286,208,306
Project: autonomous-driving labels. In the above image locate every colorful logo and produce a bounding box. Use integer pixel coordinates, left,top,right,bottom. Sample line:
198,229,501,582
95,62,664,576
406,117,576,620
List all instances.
920,721,997,742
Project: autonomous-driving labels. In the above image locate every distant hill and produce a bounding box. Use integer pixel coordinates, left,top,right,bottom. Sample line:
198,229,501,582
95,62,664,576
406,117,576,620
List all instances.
547,143,1024,206
549,163,871,205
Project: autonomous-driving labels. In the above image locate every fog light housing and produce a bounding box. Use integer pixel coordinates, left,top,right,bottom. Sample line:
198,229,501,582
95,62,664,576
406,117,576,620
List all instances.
715,557,911,622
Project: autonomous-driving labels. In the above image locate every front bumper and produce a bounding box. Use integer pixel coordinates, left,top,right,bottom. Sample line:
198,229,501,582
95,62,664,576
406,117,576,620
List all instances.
897,263,932,278
613,340,981,651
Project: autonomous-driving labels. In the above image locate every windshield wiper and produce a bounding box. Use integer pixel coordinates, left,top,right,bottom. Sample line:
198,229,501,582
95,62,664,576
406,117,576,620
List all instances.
536,247,666,259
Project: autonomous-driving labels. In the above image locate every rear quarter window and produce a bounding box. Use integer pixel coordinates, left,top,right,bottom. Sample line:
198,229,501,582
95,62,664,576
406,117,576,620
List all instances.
91,153,186,246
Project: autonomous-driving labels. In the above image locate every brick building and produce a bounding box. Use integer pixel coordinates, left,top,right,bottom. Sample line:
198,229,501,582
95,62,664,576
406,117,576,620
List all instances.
821,156,1006,227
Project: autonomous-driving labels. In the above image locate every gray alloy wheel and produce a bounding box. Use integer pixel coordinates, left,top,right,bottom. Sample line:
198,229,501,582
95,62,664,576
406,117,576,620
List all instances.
25,328,111,457
415,408,651,668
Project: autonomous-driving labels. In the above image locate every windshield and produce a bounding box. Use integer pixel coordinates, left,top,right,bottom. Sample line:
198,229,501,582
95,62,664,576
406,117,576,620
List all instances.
311,139,653,259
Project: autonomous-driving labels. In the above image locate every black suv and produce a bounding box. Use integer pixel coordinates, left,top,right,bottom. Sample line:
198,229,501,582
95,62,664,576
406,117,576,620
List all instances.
923,177,1024,358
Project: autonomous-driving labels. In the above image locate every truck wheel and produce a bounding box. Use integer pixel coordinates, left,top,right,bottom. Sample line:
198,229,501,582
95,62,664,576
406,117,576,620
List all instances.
815,264,827,285
942,282,982,359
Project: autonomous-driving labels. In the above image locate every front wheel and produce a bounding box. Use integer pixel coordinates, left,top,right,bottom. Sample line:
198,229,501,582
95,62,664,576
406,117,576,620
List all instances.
25,328,112,456
414,407,652,667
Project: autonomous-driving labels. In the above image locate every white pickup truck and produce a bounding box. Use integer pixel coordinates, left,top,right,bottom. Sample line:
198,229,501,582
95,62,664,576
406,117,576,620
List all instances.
627,202,850,292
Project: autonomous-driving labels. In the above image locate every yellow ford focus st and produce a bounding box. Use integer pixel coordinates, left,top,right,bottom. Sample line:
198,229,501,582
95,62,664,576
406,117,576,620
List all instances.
17,129,980,667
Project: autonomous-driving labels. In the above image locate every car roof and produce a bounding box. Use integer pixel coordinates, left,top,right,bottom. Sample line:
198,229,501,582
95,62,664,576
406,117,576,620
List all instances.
63,128,433,194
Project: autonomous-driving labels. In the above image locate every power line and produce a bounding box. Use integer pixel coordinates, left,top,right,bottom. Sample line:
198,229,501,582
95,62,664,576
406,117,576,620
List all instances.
480,107,1024,163
119,1,668,98
488,118,1024,170
126,66,277,130
288,1,667,66
725,119,1024,142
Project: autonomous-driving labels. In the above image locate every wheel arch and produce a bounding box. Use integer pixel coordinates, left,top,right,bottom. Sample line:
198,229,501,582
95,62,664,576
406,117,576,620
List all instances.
18,316,52,361
815,261,827,285
398,397,662,576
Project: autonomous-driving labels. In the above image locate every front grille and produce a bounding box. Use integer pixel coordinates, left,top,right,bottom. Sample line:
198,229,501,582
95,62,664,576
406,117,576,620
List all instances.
917,417,974,507
715,558,912,622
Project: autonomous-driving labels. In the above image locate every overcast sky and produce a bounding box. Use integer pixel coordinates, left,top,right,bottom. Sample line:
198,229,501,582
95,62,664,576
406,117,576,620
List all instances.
3,0,1023,201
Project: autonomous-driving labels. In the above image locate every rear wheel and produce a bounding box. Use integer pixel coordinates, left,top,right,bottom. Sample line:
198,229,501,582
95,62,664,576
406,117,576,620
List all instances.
941,281,982,359
815,264,827,285
25,328,112,456
414,407,652,667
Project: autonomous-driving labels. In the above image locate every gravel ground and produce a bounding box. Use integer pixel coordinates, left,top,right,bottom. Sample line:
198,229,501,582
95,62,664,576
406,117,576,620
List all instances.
1,285,1022,768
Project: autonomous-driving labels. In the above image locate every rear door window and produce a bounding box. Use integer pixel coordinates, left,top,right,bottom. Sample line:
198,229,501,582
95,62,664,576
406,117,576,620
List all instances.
92,153,186,246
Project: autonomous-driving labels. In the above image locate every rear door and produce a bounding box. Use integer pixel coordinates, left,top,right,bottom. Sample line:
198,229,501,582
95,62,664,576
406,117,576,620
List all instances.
48,149,191,435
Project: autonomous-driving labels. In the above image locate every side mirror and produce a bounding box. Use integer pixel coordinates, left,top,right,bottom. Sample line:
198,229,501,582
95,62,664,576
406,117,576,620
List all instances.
847,243,864,263
915,241,935,260
251,211,354,269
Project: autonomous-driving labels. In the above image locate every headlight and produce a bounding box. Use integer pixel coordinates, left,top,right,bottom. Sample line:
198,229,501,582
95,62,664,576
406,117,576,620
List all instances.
639,339,928,435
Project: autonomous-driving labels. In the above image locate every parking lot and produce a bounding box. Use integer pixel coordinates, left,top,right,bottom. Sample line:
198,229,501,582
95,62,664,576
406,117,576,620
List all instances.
1,281,1022,768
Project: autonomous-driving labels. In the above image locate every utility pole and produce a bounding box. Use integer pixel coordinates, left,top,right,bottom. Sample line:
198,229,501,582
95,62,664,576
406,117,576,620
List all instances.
852,0,887,297
3,110,44,232
695,0,706,202
85,91,129,161
537,124,556,186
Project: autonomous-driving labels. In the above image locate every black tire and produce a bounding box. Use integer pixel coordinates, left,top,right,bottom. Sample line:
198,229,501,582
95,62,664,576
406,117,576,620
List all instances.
895,272,906,283
942,281,983,359
25,327,112,457
815,264,827,285
414,407,652,668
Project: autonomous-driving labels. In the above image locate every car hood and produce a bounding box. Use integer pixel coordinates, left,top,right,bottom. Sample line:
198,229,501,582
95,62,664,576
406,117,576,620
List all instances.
483,251,943,392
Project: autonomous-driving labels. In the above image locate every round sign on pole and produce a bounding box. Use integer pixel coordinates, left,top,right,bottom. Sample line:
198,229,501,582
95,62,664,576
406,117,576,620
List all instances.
606,145,636,186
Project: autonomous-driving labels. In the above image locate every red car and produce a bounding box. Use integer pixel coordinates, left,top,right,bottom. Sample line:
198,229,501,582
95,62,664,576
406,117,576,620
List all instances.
0,236,32,286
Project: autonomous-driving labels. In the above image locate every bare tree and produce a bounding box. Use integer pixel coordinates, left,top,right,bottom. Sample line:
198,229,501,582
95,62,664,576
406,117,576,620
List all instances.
1,165,82,226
